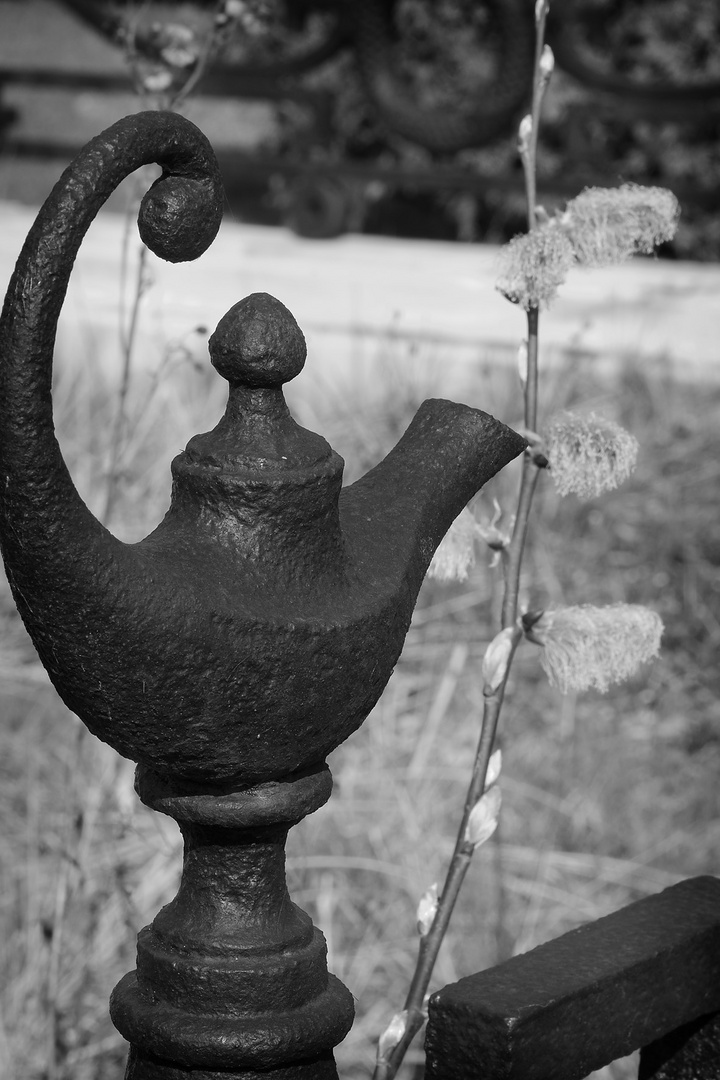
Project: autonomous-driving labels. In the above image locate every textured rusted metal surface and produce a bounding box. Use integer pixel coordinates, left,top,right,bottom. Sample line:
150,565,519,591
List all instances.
425,876,720,1080
0,111,525,1076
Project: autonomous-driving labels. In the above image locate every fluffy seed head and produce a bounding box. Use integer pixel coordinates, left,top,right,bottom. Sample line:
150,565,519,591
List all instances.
560,184,680,267
545,412,639,499
528,604,663,694
496,226,575,310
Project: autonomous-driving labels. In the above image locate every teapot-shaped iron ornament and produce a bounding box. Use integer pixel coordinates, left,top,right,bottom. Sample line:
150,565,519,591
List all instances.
0,112,526,1079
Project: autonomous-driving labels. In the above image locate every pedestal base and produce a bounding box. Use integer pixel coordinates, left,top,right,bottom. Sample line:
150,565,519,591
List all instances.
111,765,354,1079
125,1045,340,1080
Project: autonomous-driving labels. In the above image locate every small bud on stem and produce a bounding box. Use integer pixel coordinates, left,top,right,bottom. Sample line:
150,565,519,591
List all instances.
485,748,503,789
465,786,502,848
416,884,439,937
482,627,515,695
539,44,554,80
518,114,533,160
517,340,528,387
377,1012,408,1063
535,0,550,25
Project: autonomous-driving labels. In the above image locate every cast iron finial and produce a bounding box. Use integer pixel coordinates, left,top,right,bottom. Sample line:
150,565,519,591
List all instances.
0,112,526,789
0,111,527,1078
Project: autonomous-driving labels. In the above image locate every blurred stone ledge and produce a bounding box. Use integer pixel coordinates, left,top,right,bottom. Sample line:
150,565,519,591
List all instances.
1,200,717,399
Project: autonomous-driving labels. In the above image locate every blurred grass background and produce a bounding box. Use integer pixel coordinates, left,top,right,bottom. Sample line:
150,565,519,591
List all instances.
0,299,717,1078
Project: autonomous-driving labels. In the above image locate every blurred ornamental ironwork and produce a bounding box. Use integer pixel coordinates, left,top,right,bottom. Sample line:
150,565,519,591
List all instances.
0,0,717,253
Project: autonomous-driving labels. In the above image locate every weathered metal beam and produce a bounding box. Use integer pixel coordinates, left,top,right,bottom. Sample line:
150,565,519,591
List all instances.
425,875,720,1080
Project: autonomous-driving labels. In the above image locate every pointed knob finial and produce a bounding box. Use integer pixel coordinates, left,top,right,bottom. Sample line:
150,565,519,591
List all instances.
209,292,306,389
180,292,335,477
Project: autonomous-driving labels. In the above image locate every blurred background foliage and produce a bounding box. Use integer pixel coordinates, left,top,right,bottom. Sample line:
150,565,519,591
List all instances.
260,0,720,258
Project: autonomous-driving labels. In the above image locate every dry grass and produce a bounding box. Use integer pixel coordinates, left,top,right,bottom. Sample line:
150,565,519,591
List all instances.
0,299,718,1080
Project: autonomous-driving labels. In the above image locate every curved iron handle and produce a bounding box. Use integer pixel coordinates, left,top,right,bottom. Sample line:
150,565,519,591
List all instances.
0,110,223,564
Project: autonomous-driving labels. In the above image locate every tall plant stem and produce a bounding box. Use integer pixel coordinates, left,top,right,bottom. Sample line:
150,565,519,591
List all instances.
504,0,548,625
502,306,540,628
374,12,552,1079
523,0,550,226
376,629,522,1080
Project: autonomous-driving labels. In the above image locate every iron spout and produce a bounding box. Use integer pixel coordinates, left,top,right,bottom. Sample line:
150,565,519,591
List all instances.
0,111,223,566
341,396,523,601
